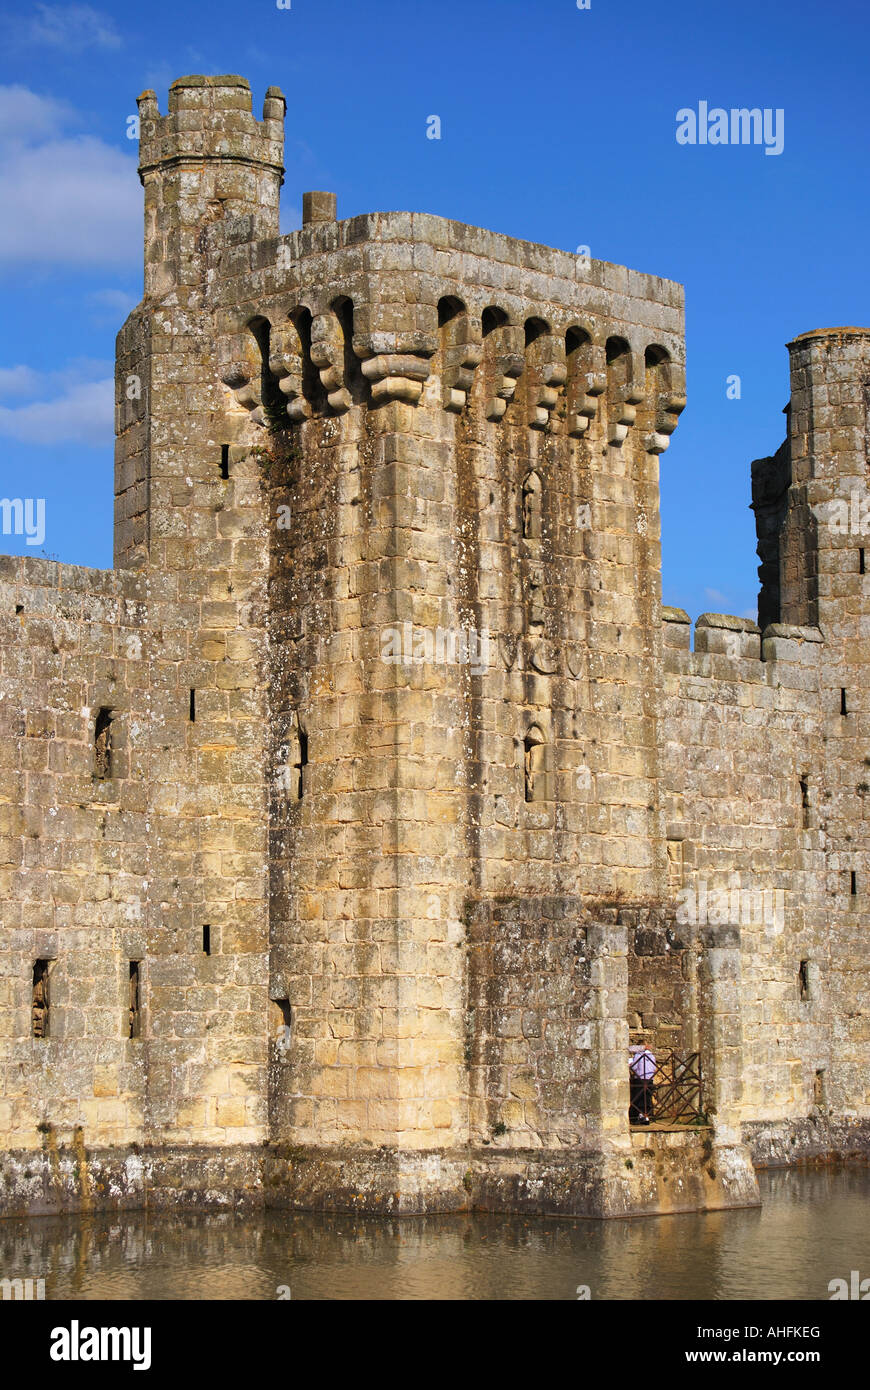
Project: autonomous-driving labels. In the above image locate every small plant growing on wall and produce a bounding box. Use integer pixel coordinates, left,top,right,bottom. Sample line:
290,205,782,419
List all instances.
250,430,302,482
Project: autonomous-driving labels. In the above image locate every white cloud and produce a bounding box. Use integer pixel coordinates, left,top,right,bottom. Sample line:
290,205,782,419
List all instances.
0,365,41,398
26,4,122,51
0,361,113,445
704,587,730,605
0,87,138,267
0,85,75,146
0,358,111,394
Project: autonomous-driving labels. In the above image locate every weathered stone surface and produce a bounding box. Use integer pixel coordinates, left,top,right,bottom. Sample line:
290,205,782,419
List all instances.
0,81,866,1221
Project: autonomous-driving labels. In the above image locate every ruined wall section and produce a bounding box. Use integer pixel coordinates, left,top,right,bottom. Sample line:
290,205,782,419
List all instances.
744,329,870,1153
751,437,790,632
0,557,149,1153
0,542,273,1163
780,331,870,1138
661,609,870,1145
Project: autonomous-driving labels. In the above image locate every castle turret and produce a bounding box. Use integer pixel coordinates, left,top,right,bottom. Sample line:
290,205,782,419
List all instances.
137,75,285,299
751,326,870,1126
115,78,286,568
753,326,870,641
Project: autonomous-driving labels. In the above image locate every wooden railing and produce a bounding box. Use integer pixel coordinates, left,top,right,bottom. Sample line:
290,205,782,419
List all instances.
631,1051,705,1125
650,1051,704,1123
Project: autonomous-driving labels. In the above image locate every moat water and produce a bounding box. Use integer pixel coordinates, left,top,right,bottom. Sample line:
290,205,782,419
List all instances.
1,1169,868,1300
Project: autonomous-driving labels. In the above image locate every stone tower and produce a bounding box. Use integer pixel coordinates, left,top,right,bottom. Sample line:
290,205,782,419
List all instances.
2,77,866,1220
185,80,739,1214
138,74,285,299
751,328,870,1126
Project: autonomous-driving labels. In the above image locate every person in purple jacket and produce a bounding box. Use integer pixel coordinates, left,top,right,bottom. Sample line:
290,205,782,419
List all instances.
629,1044,656,1125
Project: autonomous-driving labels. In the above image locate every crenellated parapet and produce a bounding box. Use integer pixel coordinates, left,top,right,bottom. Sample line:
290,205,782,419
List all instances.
662,608,825,699
137,75,285,298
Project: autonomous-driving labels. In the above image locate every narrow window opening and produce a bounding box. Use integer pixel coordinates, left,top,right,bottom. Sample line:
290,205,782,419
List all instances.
666,838,684,891
860,548,866,575
841,688,848,716
521,470,543,541
94,707,114,780
220,444,230,480
295,728,308,800
189,688,196,723
32,960,50,1038
202,924,211,956
271,998,292,1055
800,775,810,828
798,959,810,1001
813,1068,826,1107
523,726,546,803
15,604,23,615
129,961,141,1039
851,870,858,896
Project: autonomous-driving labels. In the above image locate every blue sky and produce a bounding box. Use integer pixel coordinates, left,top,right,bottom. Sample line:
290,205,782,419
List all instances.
0,0,868,621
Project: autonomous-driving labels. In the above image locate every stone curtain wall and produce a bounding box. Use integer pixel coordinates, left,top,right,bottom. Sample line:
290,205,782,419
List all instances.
661,609,870,1147
0,492,271,1158
0,558,147,1152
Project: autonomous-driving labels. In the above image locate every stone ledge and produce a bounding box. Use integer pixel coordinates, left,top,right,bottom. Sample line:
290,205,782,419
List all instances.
0,1138,763,1220
0,1143,264,1220
469,1138,759,1217
744,1116,870,1168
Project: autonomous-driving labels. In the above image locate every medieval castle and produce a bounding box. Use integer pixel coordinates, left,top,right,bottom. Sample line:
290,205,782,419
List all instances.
0,75,867,1218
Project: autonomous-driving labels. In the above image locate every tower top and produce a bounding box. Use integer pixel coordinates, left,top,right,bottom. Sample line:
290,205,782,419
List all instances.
137,75,285,184
788,325,870,347
136,75,286,298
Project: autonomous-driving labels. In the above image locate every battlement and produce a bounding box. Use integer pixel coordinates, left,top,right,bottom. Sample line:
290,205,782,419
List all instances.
752,323,870,637
137,76,285,298
137,76,285,177
662,608,824,690
209,207,686,445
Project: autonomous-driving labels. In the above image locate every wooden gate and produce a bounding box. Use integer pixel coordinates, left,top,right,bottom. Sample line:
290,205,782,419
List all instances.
650,1051,704,1123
